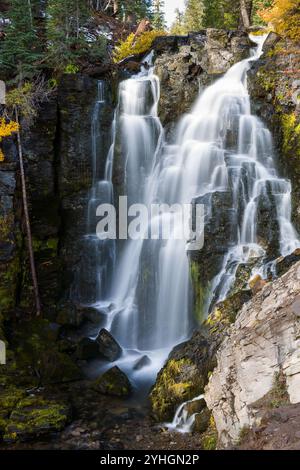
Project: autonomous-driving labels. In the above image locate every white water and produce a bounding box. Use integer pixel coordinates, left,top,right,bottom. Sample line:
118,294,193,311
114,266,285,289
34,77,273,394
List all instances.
165,394,204,434
82,35,299,390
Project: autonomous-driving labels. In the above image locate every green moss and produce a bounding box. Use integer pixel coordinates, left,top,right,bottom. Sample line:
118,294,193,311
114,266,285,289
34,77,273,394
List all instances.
257,69,275,93
32,237,58,256
201,415,218,450
205,289,251,330
0,387,26,435
0,256,20,312
281,112,300,158
12,319,81,385
3,395,70,442
190,261,210,324
150,358,203,421
93,366,132,397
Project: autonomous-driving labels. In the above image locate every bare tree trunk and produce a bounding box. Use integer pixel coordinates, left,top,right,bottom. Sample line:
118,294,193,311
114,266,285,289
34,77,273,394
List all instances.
113,0,118,15
239,0,253,29
15,110,41,317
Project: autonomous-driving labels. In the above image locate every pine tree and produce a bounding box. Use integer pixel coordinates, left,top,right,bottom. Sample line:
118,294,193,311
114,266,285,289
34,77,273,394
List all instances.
171,8,185,34
118,0,152,22
46,0,90,70
202,0,240,29
0,0,41,78
152,0,166,30
183,0,204,32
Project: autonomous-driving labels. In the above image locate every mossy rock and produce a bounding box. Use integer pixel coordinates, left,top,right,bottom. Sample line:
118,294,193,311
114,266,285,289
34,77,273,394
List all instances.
0,387,26,436
201,415,218,450
205,289,252,332
3,395,71,443
93,366,132,397
194,408,211,434
12,319,82,385
150,358,204,422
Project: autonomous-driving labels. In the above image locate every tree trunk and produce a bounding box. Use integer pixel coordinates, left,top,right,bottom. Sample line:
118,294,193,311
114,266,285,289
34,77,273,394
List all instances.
113,0,118,15
239,0,253,29
15,110,42,317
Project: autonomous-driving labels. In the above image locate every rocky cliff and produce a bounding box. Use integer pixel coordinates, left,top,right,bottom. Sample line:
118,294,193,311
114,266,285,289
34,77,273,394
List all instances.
205,260,300,447
248,34,300,232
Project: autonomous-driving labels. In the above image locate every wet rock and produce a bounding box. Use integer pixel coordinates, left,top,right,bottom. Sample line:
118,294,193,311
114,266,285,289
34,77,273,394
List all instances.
3,396,71,443
275,249,300,278
133,355,151,371
76,338,100,361
185,398,206,416
262,32,281,53
193,408,211,433
96,329,122,362
0,387,26,436
93,366,132,397
155,30,252,129
248,36,300,233
11,319,82,386
150,354,210,422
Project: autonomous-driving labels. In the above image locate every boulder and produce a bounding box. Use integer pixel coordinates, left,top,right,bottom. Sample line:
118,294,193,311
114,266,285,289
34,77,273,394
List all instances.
133,355,151,371
93,366,132,397
150,354,209,422
96,329,122,362
193,408,211,433
3,396,71,443
0,387,26,436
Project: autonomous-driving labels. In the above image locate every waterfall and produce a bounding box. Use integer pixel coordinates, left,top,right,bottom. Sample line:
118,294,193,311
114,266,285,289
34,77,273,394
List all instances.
78,81,116,307
165,395,204,434
83,35,299,390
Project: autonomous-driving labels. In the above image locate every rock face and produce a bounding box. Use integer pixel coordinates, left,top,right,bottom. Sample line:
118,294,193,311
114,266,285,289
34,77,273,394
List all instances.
248,34,300,232
205,261,300,447
154,30,252,131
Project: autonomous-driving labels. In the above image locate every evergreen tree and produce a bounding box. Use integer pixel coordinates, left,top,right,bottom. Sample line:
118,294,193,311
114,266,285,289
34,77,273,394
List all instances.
0,0,41,78
170,8,185,34
118,0,152,22
183,0,204,32
152,0,166,30
202,0,240,29
46,0,90,70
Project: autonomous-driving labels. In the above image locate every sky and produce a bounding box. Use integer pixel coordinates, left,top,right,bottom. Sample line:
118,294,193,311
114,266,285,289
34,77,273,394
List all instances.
164,0,186,27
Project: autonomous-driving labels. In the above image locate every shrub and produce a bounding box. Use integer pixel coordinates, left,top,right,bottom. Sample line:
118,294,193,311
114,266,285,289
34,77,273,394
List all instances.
259,0,300,40
0,118,19,161
113,30,166,63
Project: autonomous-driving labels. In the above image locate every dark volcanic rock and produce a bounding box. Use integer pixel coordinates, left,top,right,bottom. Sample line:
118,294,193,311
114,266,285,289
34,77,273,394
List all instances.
155,29,252,130
133,355,151,371
248,34,300,233
93,366,132,397
3,395,71,443
96,328,122,362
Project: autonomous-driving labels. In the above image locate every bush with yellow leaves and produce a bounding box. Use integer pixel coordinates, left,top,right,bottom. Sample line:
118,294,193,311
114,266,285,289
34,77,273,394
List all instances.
0,117,19,162
113,30,166,63
259,0,300,40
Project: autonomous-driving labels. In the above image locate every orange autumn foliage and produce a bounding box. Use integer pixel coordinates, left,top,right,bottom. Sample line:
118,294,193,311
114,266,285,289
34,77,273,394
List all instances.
259,0,300,40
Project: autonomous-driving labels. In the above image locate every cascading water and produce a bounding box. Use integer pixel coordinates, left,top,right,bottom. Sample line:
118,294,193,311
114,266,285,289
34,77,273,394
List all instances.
165,395,204,434
83,34,299,395
96,53,193,387
77,81,116,307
